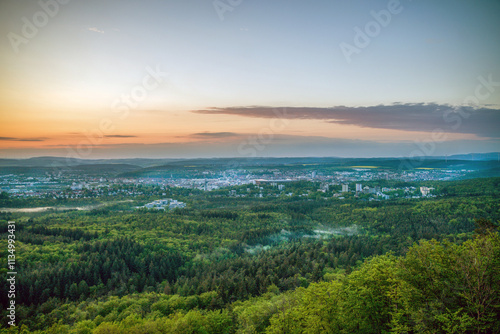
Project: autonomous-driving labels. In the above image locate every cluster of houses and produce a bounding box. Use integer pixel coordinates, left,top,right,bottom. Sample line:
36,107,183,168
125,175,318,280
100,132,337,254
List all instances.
138,198,186,210
336,183,435,200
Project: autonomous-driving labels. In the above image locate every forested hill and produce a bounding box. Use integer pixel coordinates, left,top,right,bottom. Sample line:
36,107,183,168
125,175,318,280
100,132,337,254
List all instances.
0,177,499,333
1,228,498,333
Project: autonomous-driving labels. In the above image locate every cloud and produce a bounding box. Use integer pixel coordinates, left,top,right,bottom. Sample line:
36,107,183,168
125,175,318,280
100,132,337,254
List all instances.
0,137,47,142
88,27,104,34
192,104,500,138
190,132,240,138
104,135,137,138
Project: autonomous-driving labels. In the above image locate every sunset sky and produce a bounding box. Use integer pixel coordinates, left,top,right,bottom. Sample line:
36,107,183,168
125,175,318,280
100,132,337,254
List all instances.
1,0,499,159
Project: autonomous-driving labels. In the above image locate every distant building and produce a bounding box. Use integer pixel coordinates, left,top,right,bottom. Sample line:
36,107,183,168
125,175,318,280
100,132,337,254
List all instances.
377,192,390,200
356,184,363,192
169,199,186,209
420,187,433,196
70,183,83,190
342,184,349,192
140,198,186,210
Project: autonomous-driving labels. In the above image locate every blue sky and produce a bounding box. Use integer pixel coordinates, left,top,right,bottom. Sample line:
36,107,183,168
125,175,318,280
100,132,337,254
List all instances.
0,0,499,158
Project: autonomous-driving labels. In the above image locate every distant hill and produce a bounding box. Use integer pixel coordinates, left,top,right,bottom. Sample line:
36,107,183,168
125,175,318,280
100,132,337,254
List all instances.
0,157,181,168
435,152,500,161
1,155,499,178
0,153,498,168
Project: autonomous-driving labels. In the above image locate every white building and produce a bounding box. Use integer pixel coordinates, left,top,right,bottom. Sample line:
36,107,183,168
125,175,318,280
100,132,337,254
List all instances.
70,183,83,190
377,192,390,200
356,184,363,192
342,184,349,192
141,198,186,210
420,187,432,196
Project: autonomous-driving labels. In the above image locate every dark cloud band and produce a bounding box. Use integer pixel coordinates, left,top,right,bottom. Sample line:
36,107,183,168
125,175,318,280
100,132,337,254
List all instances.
104,135,137,138
0,137,47,142
191,132,239,138
192,104,500,138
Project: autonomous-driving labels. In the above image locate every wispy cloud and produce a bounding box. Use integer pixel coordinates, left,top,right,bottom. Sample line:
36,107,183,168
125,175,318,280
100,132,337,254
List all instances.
104,135,137,138
190,132,240,138
192,104,500,138
0,137,48,142
88,27,105,34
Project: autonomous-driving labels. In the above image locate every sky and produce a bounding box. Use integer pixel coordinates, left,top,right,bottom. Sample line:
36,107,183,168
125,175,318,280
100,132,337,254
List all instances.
0,0,499,159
